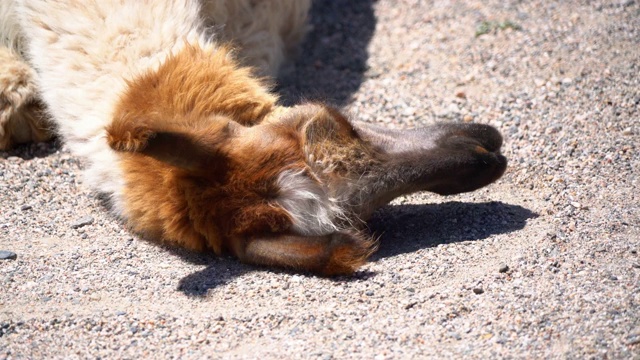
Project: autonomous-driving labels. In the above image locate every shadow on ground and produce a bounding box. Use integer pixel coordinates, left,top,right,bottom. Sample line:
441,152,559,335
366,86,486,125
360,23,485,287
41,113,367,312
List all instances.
176,201,537,296
277,0,377,106
1,138,61,160
368,201,538,260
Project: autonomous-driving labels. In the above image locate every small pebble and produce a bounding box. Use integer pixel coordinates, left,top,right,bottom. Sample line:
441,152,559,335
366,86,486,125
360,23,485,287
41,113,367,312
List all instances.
404,302,418,310
626,334,640,346
20,205,32,211
402,106,416,116
473,288,484,295
0,251,17,260
71,216,94,229
498,264,510,273
447,103,460,114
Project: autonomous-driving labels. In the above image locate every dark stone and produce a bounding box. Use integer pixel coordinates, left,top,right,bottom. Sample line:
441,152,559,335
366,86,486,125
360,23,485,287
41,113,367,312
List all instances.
0,251,17,260
71,216,94,229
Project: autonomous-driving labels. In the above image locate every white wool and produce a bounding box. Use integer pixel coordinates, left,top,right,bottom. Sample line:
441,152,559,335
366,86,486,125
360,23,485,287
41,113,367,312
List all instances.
275,170,342,236
0,1,23,55
12,0,210,211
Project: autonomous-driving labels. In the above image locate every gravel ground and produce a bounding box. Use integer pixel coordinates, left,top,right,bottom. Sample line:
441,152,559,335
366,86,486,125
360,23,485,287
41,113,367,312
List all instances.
1,0,639,358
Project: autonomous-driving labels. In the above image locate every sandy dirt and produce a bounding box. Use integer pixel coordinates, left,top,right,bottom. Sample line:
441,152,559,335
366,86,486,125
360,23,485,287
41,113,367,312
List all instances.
1,0,639,358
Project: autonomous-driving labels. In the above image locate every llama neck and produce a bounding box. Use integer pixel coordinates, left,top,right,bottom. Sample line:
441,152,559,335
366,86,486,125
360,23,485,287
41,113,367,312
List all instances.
112,44,278,131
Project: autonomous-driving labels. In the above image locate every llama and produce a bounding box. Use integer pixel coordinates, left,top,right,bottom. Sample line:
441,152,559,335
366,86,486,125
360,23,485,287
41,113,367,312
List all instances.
4,0,507,275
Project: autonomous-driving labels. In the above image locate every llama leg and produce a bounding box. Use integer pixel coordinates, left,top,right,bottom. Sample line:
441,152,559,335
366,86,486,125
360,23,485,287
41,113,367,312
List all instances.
232,231,377,276
0,47,53,149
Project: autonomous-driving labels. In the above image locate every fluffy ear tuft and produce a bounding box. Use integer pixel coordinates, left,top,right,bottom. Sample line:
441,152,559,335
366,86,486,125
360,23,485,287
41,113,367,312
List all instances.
106,122,155,152
301,105,358,147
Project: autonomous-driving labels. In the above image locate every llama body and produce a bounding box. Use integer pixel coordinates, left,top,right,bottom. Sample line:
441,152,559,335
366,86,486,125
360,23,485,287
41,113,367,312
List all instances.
5,0,507,274
18,1,209,210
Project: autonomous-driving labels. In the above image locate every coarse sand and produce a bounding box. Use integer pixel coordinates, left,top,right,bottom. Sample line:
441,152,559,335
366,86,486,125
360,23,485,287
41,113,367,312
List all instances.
1,0,639,358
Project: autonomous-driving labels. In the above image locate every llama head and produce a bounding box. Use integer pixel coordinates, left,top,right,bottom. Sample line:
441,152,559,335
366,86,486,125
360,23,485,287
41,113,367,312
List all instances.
106,103,507,242
106,110,379,274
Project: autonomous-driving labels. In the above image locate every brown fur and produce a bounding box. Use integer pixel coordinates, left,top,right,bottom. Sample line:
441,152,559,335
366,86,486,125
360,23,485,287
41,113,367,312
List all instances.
106,42,507,276
238,231,377,275
106,44,378,274
112,45,277,129
301,105,383,180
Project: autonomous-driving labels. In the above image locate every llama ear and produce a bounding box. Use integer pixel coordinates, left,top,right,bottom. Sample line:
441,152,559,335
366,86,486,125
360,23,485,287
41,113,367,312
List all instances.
137,131,226,171
301,105,358,147
106,118,238,172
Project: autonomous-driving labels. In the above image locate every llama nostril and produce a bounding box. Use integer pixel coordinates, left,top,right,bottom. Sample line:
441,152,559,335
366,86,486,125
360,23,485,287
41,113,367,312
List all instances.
464,124,503,153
